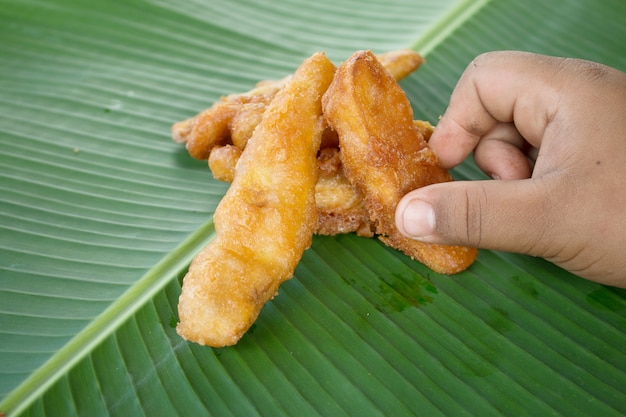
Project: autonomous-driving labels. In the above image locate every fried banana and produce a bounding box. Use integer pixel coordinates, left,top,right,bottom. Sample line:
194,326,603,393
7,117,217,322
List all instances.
172,77,287,159
172,50,423,160
200,52,432,237
176,52,335,347
322,50,477,274
376,49,425,81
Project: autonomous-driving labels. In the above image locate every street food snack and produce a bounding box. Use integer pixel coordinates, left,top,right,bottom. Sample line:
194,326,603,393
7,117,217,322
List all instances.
193,51,425,236
174,49,478,347
171,78,287,159
176,52,335,347
322,50,477,274
172,49,424,160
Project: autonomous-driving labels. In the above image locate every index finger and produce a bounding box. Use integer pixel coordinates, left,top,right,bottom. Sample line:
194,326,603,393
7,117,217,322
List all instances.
429,51,562,168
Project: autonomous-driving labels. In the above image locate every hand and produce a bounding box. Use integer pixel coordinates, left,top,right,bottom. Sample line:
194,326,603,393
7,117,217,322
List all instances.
395,51,626,287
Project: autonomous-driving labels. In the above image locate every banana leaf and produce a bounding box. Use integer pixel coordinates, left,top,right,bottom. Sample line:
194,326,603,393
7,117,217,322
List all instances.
1,0,626,415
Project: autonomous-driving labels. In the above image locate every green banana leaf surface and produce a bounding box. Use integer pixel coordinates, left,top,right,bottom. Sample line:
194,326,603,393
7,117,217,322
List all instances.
1,0,626,415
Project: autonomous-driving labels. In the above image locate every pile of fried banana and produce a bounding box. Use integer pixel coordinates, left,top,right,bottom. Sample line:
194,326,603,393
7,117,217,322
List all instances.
174,50,477,347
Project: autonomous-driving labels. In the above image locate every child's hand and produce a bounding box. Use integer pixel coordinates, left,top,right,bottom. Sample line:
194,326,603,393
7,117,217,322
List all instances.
395,51,626,287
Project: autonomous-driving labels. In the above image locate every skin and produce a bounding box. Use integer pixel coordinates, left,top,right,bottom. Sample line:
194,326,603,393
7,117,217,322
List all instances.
395,51,626,287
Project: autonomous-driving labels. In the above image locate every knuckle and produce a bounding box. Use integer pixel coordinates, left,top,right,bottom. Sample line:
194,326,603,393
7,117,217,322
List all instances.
436,184,486,247
463,186,486,247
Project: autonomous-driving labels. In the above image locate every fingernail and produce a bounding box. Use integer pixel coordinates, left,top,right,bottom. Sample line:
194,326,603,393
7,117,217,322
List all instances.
402,199,436,238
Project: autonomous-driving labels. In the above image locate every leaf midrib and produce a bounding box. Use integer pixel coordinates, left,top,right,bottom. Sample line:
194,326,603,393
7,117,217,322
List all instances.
1,223,215,414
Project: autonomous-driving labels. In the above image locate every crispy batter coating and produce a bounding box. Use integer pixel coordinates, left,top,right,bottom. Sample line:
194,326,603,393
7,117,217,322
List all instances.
176,52,336,347
316,147,373,237
172,50,423,160
376,49,425,81
172,101,238,159
175,49,427,238
322,50,477,274
172,78,287,159
230,102,265,149
413,120,435,142
206,121,434,236
208,144,241,183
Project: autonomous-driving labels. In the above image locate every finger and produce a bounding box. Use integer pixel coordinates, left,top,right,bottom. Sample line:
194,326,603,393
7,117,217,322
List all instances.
474,139,532,180
428,51,562,168
395,178,557,256
473,123,532,180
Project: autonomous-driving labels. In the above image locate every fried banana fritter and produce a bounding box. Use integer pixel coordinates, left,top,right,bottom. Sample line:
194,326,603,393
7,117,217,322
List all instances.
322,50,477,274
176,52,335,347
173,50,424,161
376,49,425,81
173,49,477,347
172,78,287,159
192,51,425,236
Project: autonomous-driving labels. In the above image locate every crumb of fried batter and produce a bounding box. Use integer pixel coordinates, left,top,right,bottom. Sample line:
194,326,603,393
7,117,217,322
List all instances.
315,147,373,237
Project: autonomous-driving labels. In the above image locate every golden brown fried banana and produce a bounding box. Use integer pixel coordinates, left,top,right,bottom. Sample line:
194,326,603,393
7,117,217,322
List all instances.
172,78,286,159
172,101,238,159
322,50,477,274
376,49,424,81
172,50,424,160
176,52,335,347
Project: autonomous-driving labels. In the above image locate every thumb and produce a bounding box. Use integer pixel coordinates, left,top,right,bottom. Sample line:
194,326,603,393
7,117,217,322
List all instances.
395,179,555,256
